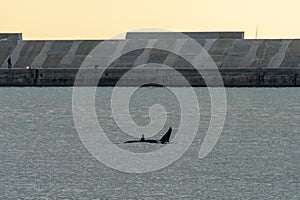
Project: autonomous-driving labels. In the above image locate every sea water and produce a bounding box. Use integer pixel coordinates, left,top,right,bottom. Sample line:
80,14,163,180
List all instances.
0,87,299,199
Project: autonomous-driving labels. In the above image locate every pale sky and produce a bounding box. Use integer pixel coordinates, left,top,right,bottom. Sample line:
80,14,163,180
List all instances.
0,0,299,40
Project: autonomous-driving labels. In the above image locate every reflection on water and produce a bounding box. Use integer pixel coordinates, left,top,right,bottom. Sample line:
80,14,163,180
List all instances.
0,87,299,199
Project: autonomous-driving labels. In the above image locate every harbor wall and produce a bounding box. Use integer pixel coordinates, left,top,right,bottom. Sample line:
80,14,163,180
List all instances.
0,68,299,87
0,32,300,87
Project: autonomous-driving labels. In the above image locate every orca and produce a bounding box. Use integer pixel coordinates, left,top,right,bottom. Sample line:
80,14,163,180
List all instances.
124,127,172,144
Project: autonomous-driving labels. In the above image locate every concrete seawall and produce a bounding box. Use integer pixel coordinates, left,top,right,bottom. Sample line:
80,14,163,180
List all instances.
1,32,300,87
1,68,299,87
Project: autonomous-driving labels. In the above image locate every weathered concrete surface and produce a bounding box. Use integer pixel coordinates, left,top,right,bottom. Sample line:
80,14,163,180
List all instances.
0,33,300,87
0,33,22,41
126,32,244,39
0,68,299,87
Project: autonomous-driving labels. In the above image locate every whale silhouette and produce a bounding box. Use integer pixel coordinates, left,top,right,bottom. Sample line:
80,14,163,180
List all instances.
124,127,172,144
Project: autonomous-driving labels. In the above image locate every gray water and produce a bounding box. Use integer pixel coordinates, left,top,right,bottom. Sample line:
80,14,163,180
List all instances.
0,87,299,199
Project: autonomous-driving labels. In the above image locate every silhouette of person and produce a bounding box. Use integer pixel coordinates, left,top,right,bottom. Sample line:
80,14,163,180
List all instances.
7,57,12,68
140,134,145,142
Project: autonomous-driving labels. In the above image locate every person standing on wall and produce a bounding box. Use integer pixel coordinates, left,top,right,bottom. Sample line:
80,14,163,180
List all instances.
7,57,12,68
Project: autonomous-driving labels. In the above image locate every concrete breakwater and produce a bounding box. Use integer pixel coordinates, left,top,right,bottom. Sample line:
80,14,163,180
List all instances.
0,32,300,87
1,68,299,87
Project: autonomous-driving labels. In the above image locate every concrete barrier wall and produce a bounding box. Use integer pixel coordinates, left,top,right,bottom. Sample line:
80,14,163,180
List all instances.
126,32,244,39
0,68,299,87
0,33,300,87
0,40,102,69
1,38,300,69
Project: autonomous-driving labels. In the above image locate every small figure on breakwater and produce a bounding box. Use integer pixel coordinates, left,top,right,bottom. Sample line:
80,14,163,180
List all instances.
7,57,12,68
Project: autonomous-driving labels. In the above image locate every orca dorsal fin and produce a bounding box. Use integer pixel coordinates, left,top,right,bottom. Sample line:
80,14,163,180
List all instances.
160,127,172,144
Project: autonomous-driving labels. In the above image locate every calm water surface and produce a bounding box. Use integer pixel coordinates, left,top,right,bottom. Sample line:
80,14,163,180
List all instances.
0,87,299,199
